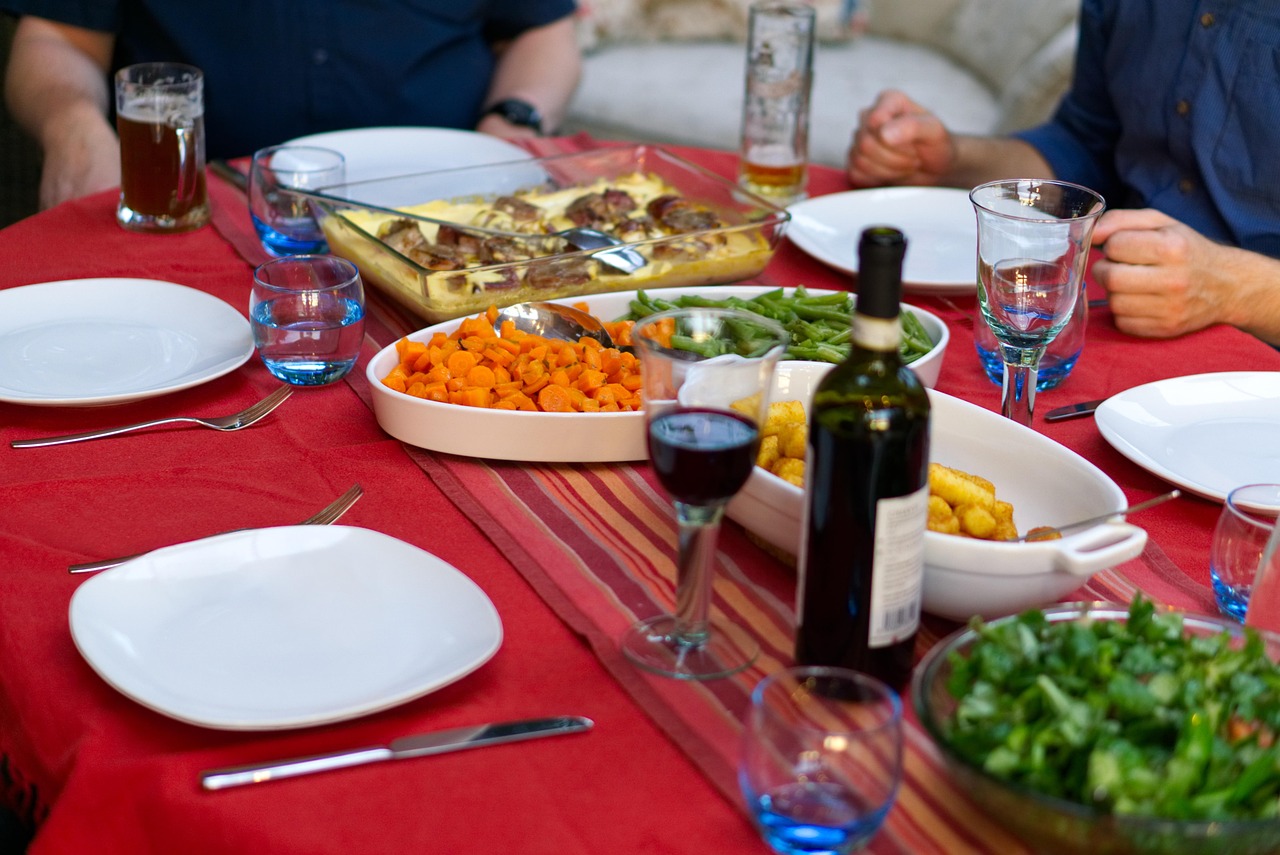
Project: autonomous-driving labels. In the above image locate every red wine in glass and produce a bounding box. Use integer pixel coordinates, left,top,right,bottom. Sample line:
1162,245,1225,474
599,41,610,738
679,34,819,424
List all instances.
648,407,759,506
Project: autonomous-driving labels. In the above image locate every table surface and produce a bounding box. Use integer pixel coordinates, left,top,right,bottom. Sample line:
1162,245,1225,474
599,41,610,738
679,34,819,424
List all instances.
3,136,1278,855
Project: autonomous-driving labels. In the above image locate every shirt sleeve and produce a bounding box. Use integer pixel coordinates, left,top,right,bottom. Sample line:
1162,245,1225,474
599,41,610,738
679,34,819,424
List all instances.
0,0,119,31
483,0,576,41
1011,0,1122,200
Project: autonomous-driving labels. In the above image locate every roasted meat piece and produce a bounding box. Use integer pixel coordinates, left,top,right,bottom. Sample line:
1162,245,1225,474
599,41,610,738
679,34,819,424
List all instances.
435,224,484,257
526,256,593,290
492,195,542,222
645,194,724,234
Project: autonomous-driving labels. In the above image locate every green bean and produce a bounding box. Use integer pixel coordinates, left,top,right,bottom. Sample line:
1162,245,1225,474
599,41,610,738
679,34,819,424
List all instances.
623,288,936,365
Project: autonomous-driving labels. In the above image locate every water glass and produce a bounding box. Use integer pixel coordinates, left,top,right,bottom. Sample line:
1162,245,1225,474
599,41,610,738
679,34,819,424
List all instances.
1211,484,1280,621
250,145,346,256
738,0,815,205
975,284,1087,391
250,255,366,386
740,667,903,854
115,62,209,233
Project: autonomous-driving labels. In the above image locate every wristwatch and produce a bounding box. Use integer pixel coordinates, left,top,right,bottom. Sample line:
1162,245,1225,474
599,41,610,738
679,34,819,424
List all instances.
483,99,544,135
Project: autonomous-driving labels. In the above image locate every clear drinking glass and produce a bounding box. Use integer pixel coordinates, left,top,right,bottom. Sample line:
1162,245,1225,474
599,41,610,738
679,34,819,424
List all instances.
114,62,209,233
738,0,815,205
1211,484,1280,622
970,179,1105,425
249,145,347,256
250,254,366,386
621,308,788,680
740,667,903,854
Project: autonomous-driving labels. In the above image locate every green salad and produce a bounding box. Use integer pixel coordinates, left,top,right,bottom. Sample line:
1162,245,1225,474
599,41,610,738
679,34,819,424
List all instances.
943,596,1280,822
623,287,935,364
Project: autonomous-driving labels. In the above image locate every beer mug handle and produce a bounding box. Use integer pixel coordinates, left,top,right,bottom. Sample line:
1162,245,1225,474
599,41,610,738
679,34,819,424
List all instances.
175,125,197,203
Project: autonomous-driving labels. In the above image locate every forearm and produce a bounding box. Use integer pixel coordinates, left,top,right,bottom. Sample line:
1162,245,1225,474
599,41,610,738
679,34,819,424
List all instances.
5,17,114,148
482,16,581,132
1214,245,1280,346
940,135,1056,188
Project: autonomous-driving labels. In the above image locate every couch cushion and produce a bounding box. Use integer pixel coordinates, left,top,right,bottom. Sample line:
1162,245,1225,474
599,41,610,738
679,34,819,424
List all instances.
577,0,866,47
564,38,1001,168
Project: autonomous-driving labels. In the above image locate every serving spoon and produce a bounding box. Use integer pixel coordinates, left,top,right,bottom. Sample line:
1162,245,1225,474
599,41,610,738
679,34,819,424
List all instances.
1015,490,1181,542
494,301,636,353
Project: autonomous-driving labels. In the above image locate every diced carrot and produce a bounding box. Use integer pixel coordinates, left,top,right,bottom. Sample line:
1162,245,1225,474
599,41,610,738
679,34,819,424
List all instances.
538,384,576,412
577,369,607,392
466,364,496,389
380,305,647,414
446,349,478,377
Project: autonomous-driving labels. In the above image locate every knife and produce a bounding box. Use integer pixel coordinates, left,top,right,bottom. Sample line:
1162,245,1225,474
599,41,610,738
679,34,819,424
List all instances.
209,158,248,193
1043,397,1107,423
201,715,593,791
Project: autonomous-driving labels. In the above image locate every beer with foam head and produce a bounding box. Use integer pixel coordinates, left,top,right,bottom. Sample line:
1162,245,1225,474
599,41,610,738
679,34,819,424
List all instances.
115,63,209,233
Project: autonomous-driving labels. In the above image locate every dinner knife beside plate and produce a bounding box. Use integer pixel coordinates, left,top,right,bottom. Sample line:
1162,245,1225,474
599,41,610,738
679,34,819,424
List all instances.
202,716,593,790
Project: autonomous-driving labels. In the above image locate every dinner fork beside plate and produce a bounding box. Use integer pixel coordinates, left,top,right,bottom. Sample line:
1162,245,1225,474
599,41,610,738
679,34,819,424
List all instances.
11,384,292,448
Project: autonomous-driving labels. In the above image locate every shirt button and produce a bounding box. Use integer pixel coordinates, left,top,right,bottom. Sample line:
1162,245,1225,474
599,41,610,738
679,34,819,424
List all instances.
1176,99,1191,117
312,49,329,65
1179,178,1195,194
1200,12,1215,27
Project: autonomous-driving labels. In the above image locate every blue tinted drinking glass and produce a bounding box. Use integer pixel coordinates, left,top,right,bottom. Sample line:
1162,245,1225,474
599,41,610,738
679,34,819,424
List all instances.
250,254,365,386
249,145,345,256
741,667,903,854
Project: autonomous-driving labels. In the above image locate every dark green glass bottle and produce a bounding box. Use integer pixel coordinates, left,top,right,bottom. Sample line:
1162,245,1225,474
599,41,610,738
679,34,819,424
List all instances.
794,226,931,691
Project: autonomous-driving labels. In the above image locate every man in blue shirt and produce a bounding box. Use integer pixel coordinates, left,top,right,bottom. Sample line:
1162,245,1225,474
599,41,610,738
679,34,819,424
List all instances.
3,0,580,209
844,0,1280,346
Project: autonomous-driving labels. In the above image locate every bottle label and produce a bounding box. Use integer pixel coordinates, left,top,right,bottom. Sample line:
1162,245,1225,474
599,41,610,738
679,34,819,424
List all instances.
868,485,928,647
851,314,901,352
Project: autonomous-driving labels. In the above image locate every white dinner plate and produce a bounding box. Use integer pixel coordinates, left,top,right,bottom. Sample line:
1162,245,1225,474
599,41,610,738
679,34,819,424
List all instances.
786,187,977,294
69,526,503,730
365,285,948,462
1095,372,1280,502
284,127,531,184
0,278,254,407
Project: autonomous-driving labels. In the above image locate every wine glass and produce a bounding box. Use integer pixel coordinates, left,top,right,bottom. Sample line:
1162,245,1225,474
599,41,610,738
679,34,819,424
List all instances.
622,307,788,681
970,179,1105,425
740,667,903,854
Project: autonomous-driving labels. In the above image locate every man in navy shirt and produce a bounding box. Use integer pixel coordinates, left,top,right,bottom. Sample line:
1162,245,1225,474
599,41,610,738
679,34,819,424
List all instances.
3,0,580,209
844,0,1280,346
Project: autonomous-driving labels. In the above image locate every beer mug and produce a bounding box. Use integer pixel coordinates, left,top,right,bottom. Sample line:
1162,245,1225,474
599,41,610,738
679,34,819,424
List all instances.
115,62,210,233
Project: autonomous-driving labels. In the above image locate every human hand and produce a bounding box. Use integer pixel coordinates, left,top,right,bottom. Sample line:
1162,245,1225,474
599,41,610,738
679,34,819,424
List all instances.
845,89,955,187
38,106,120,209
1091,209,1234,338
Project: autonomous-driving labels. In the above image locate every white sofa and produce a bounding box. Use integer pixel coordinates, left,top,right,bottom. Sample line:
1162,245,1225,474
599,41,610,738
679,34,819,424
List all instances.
564,0,1080,169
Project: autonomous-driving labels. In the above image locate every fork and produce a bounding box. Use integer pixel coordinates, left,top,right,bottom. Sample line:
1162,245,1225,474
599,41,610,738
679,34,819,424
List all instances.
68,483,364,574
12,385,293,448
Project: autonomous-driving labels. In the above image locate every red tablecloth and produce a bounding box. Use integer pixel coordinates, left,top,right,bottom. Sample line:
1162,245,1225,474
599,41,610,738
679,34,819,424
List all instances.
2,137,1278,855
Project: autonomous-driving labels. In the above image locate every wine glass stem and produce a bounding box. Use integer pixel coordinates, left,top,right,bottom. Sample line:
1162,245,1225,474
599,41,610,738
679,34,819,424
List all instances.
671,502,726,644
1000,362,1039,425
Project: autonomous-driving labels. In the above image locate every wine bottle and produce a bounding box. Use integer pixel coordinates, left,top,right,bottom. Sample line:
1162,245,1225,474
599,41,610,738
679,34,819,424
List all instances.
794,226,931,690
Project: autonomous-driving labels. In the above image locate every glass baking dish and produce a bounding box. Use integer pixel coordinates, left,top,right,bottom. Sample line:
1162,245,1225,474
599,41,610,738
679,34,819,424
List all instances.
307,144,790,324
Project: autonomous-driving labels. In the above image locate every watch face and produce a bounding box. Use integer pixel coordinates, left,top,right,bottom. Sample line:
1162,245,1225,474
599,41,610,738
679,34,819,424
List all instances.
489,99,542,133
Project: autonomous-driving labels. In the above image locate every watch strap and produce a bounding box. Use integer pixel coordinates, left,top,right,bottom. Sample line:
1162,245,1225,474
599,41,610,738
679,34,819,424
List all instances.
483,99,544,134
